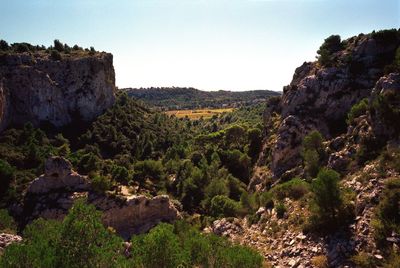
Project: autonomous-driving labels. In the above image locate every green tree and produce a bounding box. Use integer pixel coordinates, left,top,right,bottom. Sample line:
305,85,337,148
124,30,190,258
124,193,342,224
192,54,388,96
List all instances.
317,35,343,66
209,195,240,217
247,128,262,163
0,160,15,196
53,39,64,52
141,223,186,268
56,200,126,267
311,168,342,224
302,130,324,178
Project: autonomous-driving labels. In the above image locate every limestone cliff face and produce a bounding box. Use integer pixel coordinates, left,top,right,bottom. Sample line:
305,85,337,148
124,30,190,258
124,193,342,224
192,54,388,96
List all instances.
259,31,400,179
0,52,115,131
19,157,180,239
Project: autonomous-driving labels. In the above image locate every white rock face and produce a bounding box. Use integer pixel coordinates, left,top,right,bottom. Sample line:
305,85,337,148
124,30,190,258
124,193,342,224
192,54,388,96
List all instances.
262,33,400,178
28,157,89,194
23,157,181,239
0,52,115,131
0,233,22,252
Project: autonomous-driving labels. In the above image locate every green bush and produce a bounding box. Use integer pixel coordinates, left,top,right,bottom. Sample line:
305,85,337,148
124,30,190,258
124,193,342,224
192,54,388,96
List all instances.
209,195,240,218
302,130,324,178
373,178,400,248
309,168,342,229
0,159,15,196
317,35,344,66
275,202,287,219
0,40,9,51
347,98,369,124
0,209,17,233
90,173,112,193
0,200,129,268
50,50,62,61
371,29,399,45
272,178,309,201
53,39,64,52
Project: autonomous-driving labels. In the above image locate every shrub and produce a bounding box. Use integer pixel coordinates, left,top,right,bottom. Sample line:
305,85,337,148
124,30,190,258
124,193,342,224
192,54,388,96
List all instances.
0,39,9,51
0,200,129,267
373,178,400,248
53,39,64,52
14,43,31,53
351,251,378,268
50,50,62,61
247,128,262,162
0,159,14,196
371,29,399,45
317,35,343,66
134,159,165,184
275,202,287,218
347,98,369,124
0,209,17,233
311,255,328,268
272,178,309,200
309,168,342,228
131,223,187,268
90,173,112,193
210,195,240,217
111,165,131,184
302,130,324,178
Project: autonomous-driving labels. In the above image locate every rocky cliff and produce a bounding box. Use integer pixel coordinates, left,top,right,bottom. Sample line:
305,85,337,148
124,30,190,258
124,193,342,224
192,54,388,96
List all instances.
257,30,400,180
0,51,115,131
18,157,180,239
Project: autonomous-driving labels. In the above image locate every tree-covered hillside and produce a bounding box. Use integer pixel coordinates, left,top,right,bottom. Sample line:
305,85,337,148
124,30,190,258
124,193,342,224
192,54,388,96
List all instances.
124,87,280,110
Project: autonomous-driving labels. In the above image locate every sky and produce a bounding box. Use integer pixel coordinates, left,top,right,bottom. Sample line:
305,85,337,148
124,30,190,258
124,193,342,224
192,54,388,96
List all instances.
0,0,399,91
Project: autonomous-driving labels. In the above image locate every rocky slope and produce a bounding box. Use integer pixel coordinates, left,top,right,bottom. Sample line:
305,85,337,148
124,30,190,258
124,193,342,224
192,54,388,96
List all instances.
0,51,115,131
237,29,400,267
16,157,180,239
257,30,400,180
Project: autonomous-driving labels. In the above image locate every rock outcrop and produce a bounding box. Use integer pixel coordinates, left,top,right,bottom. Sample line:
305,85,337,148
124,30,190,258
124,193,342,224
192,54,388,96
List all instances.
0,233,22,253
259,31,400,179
0,52,115,131
20,157,180,239
327,73,400,172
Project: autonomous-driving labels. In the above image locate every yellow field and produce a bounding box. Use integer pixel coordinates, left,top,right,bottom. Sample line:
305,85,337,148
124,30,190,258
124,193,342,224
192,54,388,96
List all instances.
165,108,234,120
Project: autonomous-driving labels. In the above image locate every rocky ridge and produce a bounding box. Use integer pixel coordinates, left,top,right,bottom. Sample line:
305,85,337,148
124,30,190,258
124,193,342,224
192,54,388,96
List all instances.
0,51,115,131
257,31,400,180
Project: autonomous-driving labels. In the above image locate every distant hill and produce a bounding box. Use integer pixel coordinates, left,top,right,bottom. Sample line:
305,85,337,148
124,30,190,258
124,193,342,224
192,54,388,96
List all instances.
123,87,280,110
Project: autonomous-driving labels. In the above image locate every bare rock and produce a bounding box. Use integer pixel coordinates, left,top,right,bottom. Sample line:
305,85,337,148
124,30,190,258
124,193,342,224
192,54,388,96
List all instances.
0,52,115,131
28,157,89,194
0,233,22,252
21,157,181,239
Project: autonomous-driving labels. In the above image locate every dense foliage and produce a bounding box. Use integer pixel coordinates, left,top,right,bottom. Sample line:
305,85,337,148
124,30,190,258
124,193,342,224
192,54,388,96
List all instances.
125,87,279,110
0,93,266,220
0,200,263,268
0,39,98,59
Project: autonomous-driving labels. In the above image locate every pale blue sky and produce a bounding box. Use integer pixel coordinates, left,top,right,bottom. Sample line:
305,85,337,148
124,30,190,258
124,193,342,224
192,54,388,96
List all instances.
1,0,399,91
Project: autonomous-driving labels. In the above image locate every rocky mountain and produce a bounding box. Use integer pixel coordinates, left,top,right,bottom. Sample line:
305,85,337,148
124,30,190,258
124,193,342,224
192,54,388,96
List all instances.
257,29,400,180
0,50,115,131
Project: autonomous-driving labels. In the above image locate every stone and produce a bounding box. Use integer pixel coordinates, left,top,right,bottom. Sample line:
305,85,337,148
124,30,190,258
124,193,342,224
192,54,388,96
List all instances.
20,157,181,239
258,32,400,178
28,157,89,194
0,52,115,131
0,233,22,252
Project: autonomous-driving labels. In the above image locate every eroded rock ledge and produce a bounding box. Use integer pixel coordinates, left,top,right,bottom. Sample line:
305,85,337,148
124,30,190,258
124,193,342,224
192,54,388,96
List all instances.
19,157,180,239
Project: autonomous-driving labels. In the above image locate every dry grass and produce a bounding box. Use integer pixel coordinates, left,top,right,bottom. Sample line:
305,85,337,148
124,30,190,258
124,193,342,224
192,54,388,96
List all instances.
311,255,328,268
165,108,234,120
